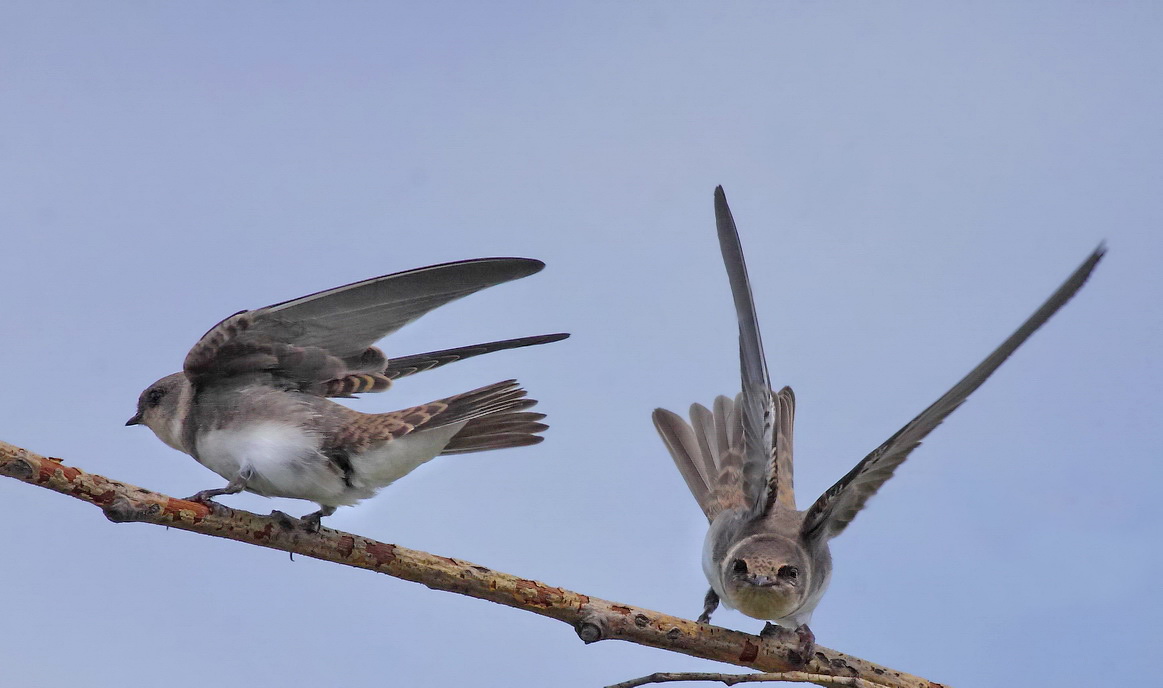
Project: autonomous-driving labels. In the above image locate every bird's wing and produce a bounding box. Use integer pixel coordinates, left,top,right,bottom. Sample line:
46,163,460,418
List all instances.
381,333,569,380
182,258,546,390
714,187,795,515
319,333,570,398
800,245,1105,544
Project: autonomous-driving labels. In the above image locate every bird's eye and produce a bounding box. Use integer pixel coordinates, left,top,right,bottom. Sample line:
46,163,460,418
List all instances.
731,559,748,575
777,565,799,581
146,388,166,406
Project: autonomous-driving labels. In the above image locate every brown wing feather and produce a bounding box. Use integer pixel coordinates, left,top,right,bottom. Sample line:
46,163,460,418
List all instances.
181,258,552,391
183,311,274,380
322,373,393,397
183,311,351,390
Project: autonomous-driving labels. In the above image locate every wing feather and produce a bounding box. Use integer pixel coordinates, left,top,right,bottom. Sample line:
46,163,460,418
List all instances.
263,258,545,358
382,334,569,380
714,187,795,513
182,258,549,389
801,245,1105,543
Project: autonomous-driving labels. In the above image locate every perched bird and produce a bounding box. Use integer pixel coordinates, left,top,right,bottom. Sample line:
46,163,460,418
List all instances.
127,257,567,528
653,187,1103,662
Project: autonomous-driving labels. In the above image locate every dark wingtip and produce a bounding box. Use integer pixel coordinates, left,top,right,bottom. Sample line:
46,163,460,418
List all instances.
1072,242,1107,288
440,257,545,282
520,258,547,274
713,187,737,232
493,257,546,277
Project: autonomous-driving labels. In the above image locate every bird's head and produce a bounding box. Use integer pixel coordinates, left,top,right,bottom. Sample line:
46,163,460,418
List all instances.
720,534,810,621
126,372,191,452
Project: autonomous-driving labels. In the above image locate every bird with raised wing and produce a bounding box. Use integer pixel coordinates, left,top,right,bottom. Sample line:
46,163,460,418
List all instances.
127,257,567,529
653,187,1103,662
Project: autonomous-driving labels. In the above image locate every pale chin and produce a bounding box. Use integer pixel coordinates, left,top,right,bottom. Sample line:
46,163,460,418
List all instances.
728,582,800,621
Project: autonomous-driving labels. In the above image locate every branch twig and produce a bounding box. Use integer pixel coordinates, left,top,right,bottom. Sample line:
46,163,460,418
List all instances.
0,440,944,688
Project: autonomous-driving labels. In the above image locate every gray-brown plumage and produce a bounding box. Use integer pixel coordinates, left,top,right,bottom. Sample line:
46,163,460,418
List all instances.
315,334,567,397
653,186,1103,662
127,257,567,526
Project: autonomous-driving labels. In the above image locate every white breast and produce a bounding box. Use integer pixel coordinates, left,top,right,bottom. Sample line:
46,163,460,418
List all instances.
195,422,353,505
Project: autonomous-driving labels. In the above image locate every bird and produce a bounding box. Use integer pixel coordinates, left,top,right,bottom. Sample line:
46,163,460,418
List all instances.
652,186,1104,663
127,257,568,529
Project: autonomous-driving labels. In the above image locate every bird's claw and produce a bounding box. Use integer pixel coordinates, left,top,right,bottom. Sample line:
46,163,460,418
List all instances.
697,588,719,624
270,510,299,530
299,511,324,533
760,622,815,665
268,509,326,533
183,475,247,508
183,490,223,506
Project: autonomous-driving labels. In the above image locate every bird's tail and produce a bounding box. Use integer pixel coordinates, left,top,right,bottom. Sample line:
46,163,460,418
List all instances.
347,380,544,488
441,409,548,454
435,380,546,453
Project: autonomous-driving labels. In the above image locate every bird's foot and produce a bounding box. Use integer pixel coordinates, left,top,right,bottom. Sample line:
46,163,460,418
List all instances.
297,505,336,533
697,588,720,624
299,511,324,533
760,622,815,665
270,510,299,530
183,489,227,506
792,624,815,665
183,471,250,508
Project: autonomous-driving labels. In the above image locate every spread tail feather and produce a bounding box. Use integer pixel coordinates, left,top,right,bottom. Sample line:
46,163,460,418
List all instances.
653,395,750,522
442,410,548,454
341,380,544,487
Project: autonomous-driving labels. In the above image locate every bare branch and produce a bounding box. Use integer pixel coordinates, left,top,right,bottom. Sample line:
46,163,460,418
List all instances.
0,440,945,688
608,671,884,688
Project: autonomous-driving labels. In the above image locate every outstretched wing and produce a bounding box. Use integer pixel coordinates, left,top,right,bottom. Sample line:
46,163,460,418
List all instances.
800,245,1105,544
714,187,795,514
183,258,547,390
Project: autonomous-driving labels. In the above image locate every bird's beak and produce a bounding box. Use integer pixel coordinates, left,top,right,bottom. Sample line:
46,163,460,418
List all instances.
125,413,142,426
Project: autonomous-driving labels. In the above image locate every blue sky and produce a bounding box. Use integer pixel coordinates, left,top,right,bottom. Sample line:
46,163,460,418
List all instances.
1,3,1160,687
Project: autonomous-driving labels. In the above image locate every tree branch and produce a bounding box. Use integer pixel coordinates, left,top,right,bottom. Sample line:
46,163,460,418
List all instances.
0,440,945,688
607,671,885,688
